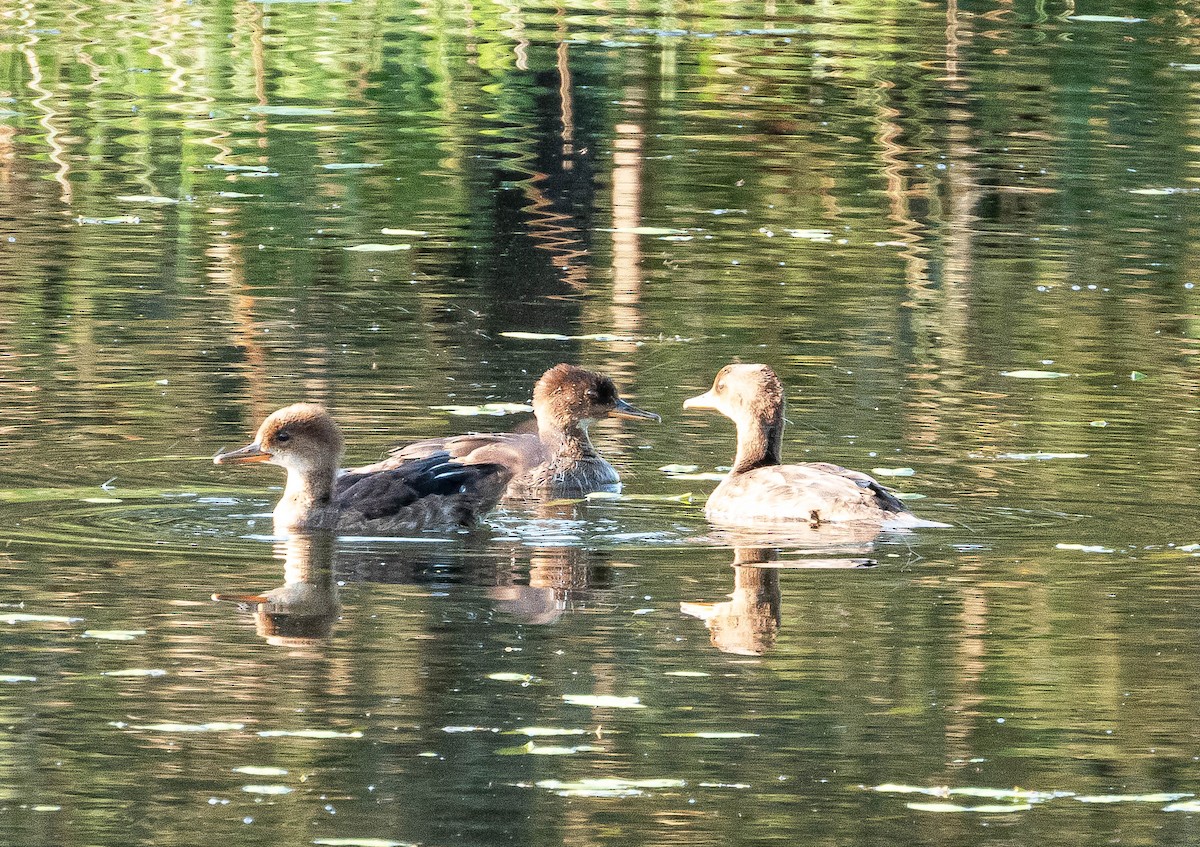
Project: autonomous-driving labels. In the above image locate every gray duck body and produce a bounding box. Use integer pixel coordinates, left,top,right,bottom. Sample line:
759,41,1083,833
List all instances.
685,364,913,527
356,364,657,498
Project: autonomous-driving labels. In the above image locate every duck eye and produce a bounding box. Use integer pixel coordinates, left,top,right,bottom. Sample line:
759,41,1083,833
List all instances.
275,431,291,444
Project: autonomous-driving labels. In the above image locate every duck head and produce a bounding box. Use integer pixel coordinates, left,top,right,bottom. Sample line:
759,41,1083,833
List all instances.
532,364,660,431
214,403,345,477
684,364,784,421
684,364,785,472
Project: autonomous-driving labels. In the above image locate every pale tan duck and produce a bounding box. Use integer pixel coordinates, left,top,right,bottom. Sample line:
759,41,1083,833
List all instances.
684,364,919,527
214,403,511,535
357,364,660,497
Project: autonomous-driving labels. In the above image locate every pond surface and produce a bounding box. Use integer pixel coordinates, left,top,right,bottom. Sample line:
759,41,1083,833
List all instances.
4,0,1200,844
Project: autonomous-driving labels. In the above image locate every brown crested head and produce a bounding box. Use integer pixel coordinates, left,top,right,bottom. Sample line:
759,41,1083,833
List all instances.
214,403,345,469
684,363,785,423
531,364,659,428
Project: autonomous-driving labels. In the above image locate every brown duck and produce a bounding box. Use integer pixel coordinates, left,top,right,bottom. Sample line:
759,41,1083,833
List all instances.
356,364,659,497
684,364,926,527
214,403,511,535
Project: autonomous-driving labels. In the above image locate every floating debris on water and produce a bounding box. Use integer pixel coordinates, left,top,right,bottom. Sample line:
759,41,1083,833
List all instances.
996,452,1088,461
115,194,179,204
535,777,685,798
257,729,363,739
871,467,914,477
494,741,603,756
1077,792,1193,804
205,164,272,172
75,215,140,225
432,402,532,417
343,243,411,252
83,629,146,641
562,694,645,709
102,668,166,677
658,464,699,474
501,331,637,342
1055,543,1115,553
1067,14,1145,22
585,491,694,504
783,228,834,241
1,613,83,625
1126,186,1200,194
597,226,689,235
242,785,293,795
127,722,245,733
871,783,1073,814
1000,369,1071,379
442,726,499,733
234,766,289,776
502,727,587,737
487,672,535,683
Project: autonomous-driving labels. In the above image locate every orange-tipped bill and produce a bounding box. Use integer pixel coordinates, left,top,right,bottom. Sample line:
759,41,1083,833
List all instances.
683,390,717,411
211,592,270,604
610,398,661,422
213,442,272,465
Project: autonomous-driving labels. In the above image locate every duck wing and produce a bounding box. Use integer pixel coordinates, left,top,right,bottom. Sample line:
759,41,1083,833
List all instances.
353,432,547,478
335,452,511,523
709,463,907,524
800,462,908,513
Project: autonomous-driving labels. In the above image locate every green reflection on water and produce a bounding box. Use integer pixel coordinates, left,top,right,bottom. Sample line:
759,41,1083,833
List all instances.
3,0,1200,845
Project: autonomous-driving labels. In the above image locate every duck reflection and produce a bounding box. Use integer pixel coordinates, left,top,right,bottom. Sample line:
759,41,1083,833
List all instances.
488,546,598,625
213,533,340,648
681,547,876,656
215,501,619,643
487,499,616,625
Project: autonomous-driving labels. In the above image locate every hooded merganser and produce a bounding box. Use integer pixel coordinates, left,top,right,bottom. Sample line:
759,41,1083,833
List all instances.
684,364,920,527
358,364,660,497
214,403,510,535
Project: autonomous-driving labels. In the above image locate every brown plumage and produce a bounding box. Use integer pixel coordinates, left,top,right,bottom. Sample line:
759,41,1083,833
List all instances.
355,364,660,497
214,403,511,535
684,364,918,526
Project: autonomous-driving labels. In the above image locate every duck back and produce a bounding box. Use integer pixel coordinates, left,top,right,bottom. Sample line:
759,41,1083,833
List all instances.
705,462,907,526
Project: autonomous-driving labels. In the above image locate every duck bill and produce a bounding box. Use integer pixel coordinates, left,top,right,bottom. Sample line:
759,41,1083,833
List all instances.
211,592,270,604
683,390,718,411
213,442,272,465
610,398,661,422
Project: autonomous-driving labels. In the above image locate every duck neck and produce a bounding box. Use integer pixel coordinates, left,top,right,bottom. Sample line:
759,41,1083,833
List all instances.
539,419,599,460
732,402,784,474
280,462,337,519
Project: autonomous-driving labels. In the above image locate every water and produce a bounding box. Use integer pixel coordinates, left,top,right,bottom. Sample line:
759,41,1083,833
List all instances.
4,0,1200,843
